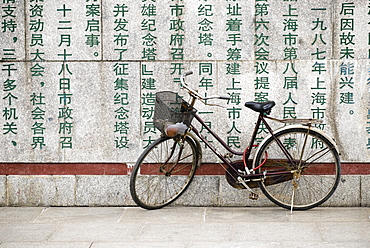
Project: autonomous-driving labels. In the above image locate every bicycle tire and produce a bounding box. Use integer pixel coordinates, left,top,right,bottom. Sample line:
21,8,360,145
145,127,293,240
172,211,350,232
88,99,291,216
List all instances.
254,127,341,210
130,136,198,210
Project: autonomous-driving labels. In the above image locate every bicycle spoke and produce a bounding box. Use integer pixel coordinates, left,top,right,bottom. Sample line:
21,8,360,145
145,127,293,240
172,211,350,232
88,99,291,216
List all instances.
305,147,330,164
256,127,340,210
130,137,197,209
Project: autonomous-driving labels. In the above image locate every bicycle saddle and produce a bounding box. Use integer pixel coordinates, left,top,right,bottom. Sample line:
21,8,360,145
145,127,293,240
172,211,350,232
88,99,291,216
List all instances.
245,101,276,114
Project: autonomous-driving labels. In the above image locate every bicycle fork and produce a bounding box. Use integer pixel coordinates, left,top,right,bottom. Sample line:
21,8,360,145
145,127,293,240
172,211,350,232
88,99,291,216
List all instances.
160,138,184,176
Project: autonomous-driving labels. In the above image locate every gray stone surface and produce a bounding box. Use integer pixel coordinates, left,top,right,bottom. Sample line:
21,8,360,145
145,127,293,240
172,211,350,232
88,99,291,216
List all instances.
1,175,370,207
361,175,370,207
175,176,220,206
6,175,75,206
324,175,361,207
75,175,133,206
0,176,5,206
1,0,370,164
0,207,369,247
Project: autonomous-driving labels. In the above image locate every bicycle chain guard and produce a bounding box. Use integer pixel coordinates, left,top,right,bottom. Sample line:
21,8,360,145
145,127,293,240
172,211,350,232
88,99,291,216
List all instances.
225,160,294,189
225,160,259,189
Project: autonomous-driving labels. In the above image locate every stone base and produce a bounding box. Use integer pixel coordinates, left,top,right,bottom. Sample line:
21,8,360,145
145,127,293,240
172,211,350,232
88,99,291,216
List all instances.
0,175,369,207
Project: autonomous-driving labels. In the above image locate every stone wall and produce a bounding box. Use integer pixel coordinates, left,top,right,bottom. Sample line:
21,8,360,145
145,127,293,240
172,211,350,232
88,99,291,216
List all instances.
0,175,369,207
0,0,369,206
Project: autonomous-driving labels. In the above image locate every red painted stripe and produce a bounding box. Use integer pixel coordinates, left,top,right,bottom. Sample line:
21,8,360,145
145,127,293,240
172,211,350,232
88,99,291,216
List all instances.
0,163,127,175
341,163,370,175
0,163,368,175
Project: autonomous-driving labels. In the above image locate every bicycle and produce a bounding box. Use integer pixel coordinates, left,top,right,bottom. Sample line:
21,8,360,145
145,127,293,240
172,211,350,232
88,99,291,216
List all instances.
130,71,341,211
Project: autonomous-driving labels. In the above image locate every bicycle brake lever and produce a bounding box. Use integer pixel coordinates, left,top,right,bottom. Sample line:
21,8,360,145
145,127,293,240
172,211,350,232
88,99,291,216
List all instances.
219,96,231,100
201,99,227,108
203,95,231,101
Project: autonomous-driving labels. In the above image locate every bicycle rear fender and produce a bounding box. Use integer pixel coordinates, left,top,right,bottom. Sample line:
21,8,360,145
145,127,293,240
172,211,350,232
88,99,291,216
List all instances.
252,124,340,170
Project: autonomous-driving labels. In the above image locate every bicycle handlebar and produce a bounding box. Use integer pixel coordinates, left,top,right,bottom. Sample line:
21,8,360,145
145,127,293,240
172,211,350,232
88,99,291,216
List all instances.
180,71,231,102
184,71,193,76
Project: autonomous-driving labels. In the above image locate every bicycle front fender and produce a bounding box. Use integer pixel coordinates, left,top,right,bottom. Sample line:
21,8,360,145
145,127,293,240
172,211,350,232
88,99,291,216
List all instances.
252,124,340,170
186,132,203,167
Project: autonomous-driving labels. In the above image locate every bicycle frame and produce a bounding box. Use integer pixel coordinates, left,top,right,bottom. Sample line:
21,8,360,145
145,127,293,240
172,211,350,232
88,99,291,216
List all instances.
179,71,314,182
188,111,295,180
130,71,341,211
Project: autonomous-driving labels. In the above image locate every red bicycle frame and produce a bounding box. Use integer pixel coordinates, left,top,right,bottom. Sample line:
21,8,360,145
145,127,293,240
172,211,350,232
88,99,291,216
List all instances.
189,112,294,180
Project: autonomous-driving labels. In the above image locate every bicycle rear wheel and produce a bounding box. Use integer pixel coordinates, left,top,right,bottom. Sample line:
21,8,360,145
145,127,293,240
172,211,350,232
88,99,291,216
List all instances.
254,127,341,210
130,136,198,210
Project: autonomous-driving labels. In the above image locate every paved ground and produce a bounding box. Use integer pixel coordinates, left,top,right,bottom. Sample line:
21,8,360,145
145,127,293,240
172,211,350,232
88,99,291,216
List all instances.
0,207,369,247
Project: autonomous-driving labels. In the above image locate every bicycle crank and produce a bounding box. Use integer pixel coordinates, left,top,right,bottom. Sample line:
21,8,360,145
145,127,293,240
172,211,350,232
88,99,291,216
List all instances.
237,177,259,200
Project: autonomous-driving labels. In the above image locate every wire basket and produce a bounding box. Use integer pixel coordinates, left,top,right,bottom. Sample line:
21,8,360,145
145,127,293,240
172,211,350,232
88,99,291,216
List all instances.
153,91,197,134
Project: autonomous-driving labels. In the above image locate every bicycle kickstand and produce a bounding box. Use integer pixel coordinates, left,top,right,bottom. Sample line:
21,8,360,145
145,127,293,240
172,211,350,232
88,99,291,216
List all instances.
237,177,259,200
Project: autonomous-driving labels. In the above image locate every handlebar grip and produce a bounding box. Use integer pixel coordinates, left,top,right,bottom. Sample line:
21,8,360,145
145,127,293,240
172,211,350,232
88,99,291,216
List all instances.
184,71,193,76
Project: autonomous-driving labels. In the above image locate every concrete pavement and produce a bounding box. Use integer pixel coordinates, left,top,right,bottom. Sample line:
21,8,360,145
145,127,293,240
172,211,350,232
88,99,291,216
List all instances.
0,207,369,247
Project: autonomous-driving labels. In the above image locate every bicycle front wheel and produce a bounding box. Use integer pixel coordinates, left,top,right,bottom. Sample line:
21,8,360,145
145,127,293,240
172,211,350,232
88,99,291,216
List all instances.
254,127,341,210
130,136,198,210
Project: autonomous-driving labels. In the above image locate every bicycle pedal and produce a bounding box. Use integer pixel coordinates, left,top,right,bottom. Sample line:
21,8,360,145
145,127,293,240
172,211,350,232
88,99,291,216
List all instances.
249,192,259,200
